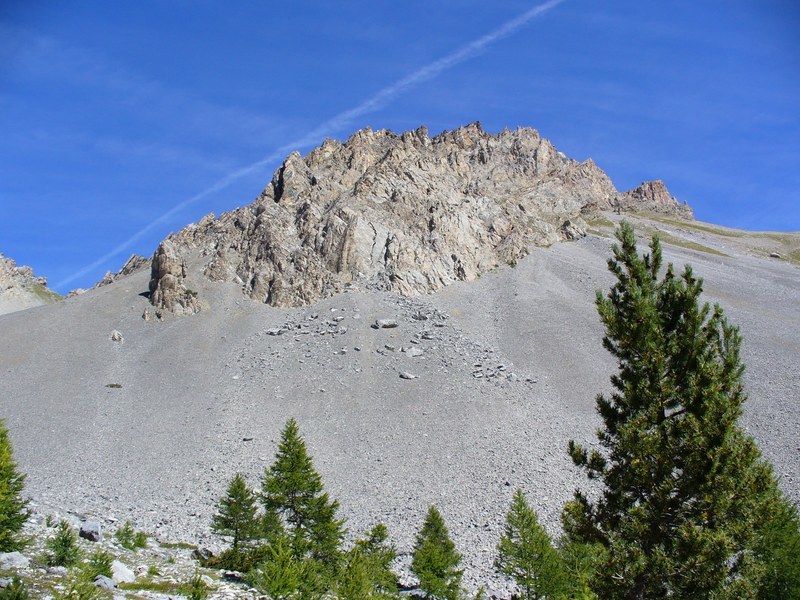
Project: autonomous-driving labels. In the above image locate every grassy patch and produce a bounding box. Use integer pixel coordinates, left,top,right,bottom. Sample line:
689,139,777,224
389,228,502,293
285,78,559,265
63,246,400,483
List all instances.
31,284,64,303
654,231,729,257
117,579,181,593
637,213,744,238
585,215,614,229
160,541,198,550
587,228,612,238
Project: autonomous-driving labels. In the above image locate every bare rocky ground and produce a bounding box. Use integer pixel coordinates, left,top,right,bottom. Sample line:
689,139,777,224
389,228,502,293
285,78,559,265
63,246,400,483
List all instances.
0,213,798,597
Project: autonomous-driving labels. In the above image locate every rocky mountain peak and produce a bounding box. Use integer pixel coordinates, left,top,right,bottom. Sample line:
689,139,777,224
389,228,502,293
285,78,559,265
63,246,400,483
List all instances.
148,124,693,313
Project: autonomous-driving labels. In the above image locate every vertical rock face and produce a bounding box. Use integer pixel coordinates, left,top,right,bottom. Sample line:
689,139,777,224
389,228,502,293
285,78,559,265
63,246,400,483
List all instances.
148,241,200,316
0,253,61,315
148,123,693,312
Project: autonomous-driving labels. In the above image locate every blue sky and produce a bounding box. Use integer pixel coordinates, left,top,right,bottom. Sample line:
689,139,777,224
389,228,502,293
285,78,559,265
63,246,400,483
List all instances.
1,1,798,293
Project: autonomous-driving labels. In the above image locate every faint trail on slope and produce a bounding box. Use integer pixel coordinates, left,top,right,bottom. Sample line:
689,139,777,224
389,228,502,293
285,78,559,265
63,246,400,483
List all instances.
56,0,568,290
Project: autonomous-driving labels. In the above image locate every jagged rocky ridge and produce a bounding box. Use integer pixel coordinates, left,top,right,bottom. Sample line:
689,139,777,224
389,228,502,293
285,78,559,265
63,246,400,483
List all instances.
148,123,693,314
0,253,61,316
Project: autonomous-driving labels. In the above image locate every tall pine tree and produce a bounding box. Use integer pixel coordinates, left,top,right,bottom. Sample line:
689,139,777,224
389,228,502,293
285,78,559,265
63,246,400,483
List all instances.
261,418,345,583
0,418,28,552
565,222,780,599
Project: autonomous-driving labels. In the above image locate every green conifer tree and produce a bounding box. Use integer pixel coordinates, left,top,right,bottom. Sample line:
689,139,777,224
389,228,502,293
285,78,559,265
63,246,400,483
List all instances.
212,473,259,553
261,417,346,586
336,523,399,599
46,520,81,567
411,506,463,600
496,489,566,600
565,222,780,599
755,495,800,600
247,532,312,600
0,419,28,552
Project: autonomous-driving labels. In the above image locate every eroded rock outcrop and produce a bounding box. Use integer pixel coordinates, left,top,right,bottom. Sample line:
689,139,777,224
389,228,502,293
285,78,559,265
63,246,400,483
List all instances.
148,241,199,316
0,253,61,315
95,254,150,288
618,179,694,219
149,124,693,312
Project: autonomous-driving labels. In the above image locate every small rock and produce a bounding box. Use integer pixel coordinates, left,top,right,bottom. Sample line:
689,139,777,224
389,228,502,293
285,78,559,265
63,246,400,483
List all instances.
80,521,103,542
0,577,13,589
265,328,284,336
385,344,396,352
770,252,782,259
404,348,424,357
94,575,116,590
0,552,29,569
193,547,214,562
399,372,418,380
110,330,123,343
111,560,135,584
374,319,398,329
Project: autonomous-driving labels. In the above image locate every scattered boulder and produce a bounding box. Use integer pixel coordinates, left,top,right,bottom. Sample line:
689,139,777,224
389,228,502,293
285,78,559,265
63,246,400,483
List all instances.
560,218,587,241
375,319,398,329
79,520,103,542
192,547,214,562
399,372,418,380
110,330,124,343
94,575,116,590
0,552,29,570
111,560,135,584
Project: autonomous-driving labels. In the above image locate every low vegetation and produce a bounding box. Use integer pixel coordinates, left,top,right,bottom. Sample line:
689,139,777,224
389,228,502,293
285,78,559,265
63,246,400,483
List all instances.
1,223,798,598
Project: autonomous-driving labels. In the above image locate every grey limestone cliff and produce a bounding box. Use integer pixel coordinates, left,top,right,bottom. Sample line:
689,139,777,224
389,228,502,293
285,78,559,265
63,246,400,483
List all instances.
148,123,692,312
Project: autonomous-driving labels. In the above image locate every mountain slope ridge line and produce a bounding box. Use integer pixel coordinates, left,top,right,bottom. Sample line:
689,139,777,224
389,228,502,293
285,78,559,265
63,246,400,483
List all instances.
146,123,692,315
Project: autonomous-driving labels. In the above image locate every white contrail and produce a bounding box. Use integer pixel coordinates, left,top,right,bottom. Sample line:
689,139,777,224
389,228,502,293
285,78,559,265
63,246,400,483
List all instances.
56,0,566,289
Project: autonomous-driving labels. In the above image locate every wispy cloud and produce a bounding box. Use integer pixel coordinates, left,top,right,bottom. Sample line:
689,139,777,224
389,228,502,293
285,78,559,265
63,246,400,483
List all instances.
55,0,567,289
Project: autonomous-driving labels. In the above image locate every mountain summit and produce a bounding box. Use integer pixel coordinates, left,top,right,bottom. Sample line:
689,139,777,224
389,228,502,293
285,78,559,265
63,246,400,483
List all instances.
148,123,692,315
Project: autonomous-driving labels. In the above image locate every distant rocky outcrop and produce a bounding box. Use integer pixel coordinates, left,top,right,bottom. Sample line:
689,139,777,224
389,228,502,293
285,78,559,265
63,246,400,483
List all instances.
148,123,693,313
95,254,150,288
617,179,693,219
0,253,61,316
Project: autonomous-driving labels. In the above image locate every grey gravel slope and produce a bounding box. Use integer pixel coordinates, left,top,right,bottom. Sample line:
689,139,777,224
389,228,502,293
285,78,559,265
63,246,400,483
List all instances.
0,217,798,595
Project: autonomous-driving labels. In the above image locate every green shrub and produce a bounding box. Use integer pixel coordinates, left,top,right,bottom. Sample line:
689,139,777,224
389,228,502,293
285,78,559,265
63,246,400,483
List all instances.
46,520,81,567
181,572,210,600
114,521,147,550
79,548,114,581
0,577,29,600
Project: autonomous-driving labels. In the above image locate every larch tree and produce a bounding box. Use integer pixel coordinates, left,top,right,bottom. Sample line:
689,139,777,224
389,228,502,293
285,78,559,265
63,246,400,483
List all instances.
261,417,346,586
496,489,566,600
0,418,28,552
411,505,463,600
211,472,259,553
